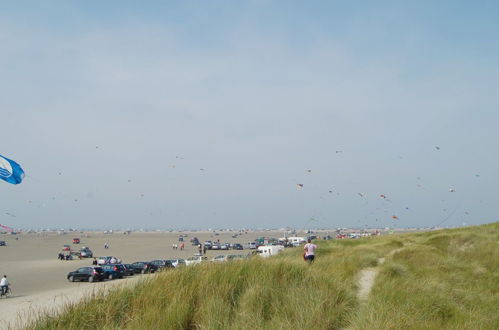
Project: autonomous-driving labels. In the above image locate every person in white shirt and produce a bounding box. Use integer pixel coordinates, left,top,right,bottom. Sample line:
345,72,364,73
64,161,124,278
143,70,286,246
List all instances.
0,275,9,295
303,239,317,264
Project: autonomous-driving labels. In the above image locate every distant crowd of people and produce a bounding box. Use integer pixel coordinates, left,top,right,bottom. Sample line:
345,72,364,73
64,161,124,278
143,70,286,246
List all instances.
58,252,80,260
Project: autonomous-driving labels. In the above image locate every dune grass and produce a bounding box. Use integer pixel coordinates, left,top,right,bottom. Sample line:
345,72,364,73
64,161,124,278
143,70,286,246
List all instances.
28,223,498,329
350,222,499,329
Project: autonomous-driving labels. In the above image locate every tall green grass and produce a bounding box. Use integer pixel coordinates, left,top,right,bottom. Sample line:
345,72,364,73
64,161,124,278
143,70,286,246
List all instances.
29,223,499,329
350,222,499,329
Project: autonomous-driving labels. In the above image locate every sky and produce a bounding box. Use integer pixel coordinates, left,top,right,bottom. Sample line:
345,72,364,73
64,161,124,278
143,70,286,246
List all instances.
1,1,498,230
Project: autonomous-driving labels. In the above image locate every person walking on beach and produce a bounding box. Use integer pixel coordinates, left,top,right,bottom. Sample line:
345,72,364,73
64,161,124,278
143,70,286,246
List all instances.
198,244,202,255
303,239,317,264
1,275,10,295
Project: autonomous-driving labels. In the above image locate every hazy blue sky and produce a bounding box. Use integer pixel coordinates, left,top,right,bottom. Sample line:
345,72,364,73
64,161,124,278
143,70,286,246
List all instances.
1,1,498,230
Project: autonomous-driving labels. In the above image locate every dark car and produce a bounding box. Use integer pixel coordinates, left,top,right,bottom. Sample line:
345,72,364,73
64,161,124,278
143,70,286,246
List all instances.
150,259,175,271
79,247,93,258
67,266,105,282
0,241,6,246
101,264,126,280
122,264,135,276
232,243,244,250
130,262,158,274
190,237,200,246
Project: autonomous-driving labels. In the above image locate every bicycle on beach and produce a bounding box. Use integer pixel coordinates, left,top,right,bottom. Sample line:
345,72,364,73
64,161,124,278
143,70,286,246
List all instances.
0,286,12,298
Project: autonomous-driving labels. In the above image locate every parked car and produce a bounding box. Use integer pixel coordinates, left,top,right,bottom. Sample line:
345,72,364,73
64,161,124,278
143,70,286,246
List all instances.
204,241,213,249
67,266,105,282
130,262,158,274
97,256,119,265
212,254,247,262
246,242,257,249
220,243,230,250
72,238,80,244
212,254,230,262
70,251,81,259
170,259,186,268
211,243,221,250
185,255,208,266
122,264,135,276
0,241,6,246
62,244,71,251
232,243,244,250
150,259,175,271
228,254,247,261
79,247,93,258
101,264,126,279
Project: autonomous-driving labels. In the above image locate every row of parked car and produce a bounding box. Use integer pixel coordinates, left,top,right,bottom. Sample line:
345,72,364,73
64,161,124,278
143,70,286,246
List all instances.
67,259,184,282
204,241,245,250
67,253,254,282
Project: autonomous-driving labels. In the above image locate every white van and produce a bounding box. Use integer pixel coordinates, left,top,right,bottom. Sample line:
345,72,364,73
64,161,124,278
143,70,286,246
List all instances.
257,245,284,258
246,242,257,249
185,255,208,266
287,237,306,247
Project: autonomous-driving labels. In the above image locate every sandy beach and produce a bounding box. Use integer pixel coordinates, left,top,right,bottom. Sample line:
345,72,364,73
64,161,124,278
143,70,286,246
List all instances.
0,229,306,328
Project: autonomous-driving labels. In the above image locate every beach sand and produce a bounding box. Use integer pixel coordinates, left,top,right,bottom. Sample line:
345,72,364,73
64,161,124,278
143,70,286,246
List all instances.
0,229,304,328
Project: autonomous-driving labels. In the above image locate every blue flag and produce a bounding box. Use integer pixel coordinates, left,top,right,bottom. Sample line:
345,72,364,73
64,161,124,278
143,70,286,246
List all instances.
0,154,25,185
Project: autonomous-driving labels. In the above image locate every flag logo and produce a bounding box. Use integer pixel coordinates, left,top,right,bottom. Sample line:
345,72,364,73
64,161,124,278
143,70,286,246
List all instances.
0,156,13,178
0,154,25,185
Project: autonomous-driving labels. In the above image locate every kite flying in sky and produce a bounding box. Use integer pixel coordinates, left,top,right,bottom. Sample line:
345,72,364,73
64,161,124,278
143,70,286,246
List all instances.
0,154,24,185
